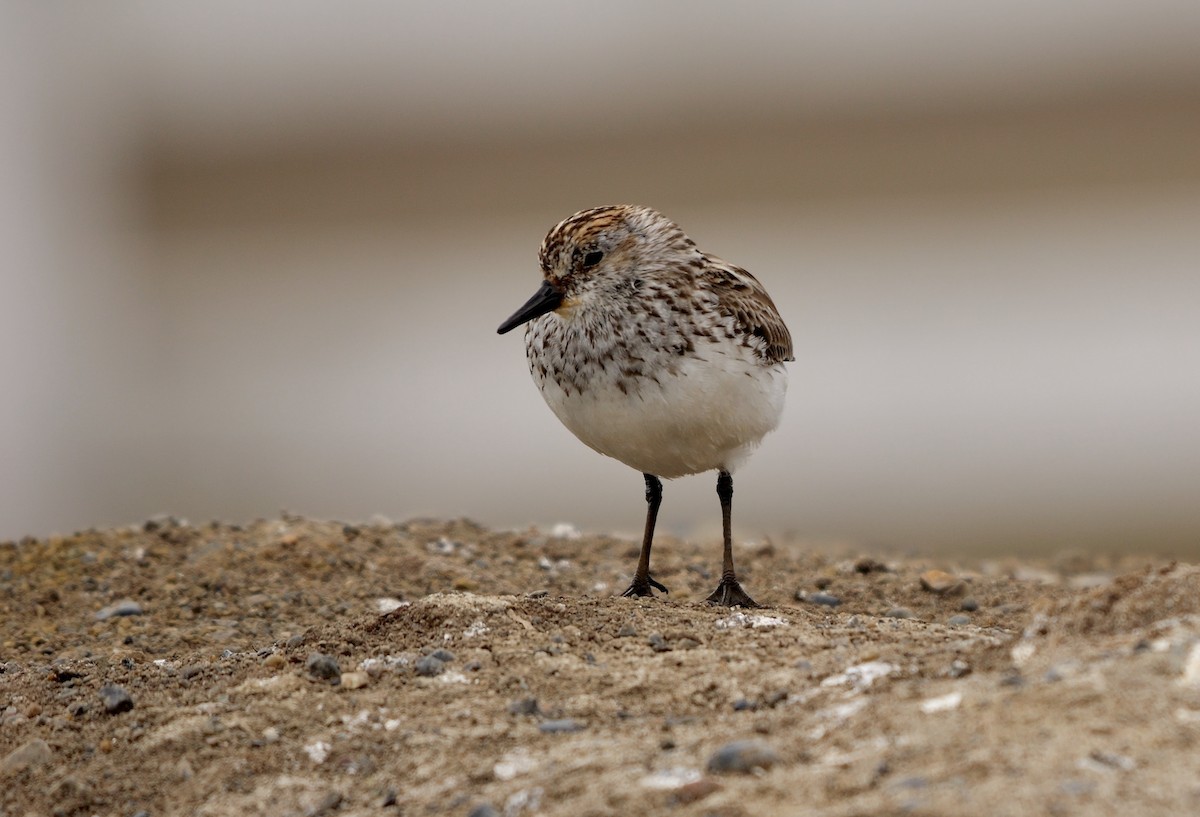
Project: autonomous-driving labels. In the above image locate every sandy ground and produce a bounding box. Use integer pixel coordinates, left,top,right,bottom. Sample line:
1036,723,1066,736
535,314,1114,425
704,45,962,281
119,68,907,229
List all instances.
3,516,1200,817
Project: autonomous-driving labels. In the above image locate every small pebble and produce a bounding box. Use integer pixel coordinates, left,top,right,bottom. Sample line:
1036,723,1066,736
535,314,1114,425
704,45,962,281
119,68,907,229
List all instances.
947,659,971,678
763,689,788,708
340,671,369,690
507,697,541,716
648,633,672,652
855,557,888,573
706,739,780,774
617,624,638,637
98,684,134,714
95,600,144,621
672,778,722,804
884,607,913,619
1086,750,1136,771
379,787,398,808
305,654,342,683
538,719,584,733
732,698,757,711
803,592,842,607
947,614,971,627
468,805,500,817
0,738,52,775
959,597,980,612
414,656,445,677
427,648,456,662
919,570,964,595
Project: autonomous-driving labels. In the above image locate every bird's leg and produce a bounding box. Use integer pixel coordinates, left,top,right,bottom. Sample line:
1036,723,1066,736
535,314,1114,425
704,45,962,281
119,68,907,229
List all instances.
705,470,759,607
621,473,669,598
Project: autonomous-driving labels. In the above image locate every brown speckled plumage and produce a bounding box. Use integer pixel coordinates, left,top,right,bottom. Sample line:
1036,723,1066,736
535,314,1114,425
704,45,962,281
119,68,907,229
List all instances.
498,204,794,607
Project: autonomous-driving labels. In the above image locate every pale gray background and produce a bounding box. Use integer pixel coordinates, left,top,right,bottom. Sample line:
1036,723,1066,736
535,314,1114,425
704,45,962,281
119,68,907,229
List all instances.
3,2,1199,553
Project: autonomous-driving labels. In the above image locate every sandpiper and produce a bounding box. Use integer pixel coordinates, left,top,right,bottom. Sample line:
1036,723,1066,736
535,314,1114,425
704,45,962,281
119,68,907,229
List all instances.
498,205,793,607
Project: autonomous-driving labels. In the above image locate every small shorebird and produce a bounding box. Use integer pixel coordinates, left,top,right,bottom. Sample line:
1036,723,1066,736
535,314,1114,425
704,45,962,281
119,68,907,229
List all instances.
498,205,793,607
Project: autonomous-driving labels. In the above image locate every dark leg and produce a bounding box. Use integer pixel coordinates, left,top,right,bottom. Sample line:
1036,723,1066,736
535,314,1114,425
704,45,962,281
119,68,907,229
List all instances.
705,470,759,607
621,474,669,598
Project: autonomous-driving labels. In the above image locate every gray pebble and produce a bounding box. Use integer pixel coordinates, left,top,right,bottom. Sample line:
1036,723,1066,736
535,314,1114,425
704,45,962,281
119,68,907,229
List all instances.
305,653,342,683
507,697,541,716
802,592,842,607
427,648,456,662
98,684,134,714
414,656,445,677
732,698,757,711
884,607,913,619
960,597,980,612
947,614,971,627
617,624,638,637
1087,750,1136,771
706,739,780,774
95,600,143,621
468,805,500,817
648,633,672,652
538,719,584,733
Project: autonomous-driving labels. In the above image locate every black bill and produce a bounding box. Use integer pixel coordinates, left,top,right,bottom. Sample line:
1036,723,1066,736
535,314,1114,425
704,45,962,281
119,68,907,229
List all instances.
497,280,563,334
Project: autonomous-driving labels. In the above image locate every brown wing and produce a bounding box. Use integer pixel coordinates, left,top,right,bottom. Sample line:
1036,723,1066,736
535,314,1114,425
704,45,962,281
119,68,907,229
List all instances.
699,256,794,365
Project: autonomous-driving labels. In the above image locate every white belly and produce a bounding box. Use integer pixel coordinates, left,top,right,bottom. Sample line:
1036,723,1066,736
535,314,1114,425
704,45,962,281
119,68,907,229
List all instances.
538,350,787,478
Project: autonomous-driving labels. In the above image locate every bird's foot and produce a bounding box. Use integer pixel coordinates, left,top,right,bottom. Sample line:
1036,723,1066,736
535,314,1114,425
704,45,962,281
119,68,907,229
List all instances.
704,577,759,608
620,575,669,599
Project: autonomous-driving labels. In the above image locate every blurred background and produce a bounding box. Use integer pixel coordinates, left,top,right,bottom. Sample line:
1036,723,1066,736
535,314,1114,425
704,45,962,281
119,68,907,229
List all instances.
3,2,1198,554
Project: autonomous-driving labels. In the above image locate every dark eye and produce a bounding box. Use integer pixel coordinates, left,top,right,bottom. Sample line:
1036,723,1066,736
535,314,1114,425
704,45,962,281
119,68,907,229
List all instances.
582,250,604,268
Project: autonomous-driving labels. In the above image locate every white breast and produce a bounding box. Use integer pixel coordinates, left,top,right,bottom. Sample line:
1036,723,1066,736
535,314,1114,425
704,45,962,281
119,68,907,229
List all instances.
536,344,787,479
